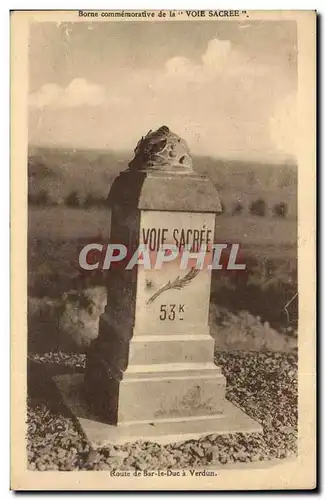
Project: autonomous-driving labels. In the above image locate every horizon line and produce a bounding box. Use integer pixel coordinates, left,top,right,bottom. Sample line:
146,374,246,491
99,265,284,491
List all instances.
28,143,297,166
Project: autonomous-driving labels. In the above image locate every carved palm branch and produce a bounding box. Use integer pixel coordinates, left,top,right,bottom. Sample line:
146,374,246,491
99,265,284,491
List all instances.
146,267,200,305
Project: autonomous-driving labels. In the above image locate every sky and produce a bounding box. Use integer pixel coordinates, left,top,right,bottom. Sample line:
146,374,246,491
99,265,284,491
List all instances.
28,20,297,161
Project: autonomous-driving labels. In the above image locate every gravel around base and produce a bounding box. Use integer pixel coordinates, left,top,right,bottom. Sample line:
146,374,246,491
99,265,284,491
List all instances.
27,350,297,471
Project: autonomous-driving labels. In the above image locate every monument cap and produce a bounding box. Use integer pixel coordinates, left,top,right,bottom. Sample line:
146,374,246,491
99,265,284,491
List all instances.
128,125,193,173
108,125,223,213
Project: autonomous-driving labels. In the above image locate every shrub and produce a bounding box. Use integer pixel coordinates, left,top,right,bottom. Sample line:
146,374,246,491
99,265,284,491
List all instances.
249,198,266,217
28,189,51,206
59,287,107,351
65,190,82,208
273,202,288,218
232,201,244,215
28,287,107,353
84,194,96,208
84,193,106,208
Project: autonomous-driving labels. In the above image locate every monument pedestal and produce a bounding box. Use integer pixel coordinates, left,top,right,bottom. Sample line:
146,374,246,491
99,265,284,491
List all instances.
54,373,261,447
54,127,262,446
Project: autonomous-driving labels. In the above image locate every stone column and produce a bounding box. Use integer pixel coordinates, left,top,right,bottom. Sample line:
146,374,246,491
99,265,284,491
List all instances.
55,126,261,446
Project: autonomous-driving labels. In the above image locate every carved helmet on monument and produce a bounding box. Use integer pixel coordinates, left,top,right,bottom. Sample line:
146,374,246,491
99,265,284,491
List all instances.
128,125,194,173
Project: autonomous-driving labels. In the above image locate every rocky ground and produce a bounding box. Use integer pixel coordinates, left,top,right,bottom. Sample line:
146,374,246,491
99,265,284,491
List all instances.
27,350,297,471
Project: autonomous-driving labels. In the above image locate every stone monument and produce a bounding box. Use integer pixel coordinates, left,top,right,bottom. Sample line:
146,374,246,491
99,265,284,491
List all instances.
55,126,261,446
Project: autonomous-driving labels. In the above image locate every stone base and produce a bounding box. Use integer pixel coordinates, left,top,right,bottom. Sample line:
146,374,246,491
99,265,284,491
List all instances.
53,374,262,448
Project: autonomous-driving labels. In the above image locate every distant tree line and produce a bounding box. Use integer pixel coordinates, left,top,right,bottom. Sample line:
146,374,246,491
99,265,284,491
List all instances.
219,198,289,218
28,189,107,208
29,189,289,218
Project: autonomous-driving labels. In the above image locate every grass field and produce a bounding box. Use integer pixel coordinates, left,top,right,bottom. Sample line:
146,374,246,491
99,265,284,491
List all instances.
29,206,297,250
28,205,297,333
28,147,298,345
28,146,297,218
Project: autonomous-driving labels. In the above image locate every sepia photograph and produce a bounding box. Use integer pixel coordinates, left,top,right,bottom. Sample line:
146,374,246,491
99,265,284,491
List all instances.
11,10,316,490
